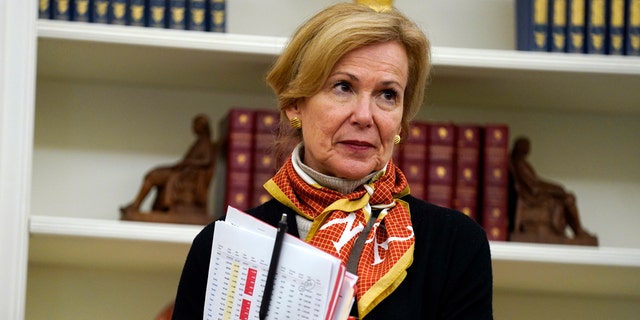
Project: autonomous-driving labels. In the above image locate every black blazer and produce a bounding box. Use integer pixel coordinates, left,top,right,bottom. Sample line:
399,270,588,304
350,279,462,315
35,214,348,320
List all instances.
172,195,493,319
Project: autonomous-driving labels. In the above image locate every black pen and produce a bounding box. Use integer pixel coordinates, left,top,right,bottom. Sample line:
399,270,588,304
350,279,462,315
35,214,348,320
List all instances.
259,213,288,320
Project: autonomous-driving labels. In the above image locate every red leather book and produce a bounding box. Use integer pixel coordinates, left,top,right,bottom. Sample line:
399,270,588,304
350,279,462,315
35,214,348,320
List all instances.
453,124,482,222
481,124,510,241
397,121,429,200
425,122,456,208
215,108,255,215
251,109,280,208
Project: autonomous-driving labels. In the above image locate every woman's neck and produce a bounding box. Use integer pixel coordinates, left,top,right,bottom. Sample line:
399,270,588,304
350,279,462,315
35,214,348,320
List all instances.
291,143,379,194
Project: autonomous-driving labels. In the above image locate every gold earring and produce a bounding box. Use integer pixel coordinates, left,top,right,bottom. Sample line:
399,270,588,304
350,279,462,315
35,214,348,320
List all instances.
290,117,302,129
393,134,401,145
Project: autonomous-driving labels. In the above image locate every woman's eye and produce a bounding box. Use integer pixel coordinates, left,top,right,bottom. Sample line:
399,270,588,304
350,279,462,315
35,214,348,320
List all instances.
332,81,352,94
380,89,398,104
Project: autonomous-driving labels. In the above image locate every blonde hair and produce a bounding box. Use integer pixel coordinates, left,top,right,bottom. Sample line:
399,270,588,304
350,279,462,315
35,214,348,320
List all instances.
267,2,431,166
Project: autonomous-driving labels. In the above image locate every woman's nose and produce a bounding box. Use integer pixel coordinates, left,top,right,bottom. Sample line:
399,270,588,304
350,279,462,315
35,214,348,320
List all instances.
350,95,374,128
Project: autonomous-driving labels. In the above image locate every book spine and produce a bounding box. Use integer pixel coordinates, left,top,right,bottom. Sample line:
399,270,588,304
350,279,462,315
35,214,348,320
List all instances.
216,109,255,213
567,0,587,53
208,0,226,32
425,122,456,209
110,0,128,25
128,0,148,27
586,0,607,54
481,124,510,241
168,0,187,29
188,0,207,31
251,110,280,208
52,0,72,20
39,0,52,19
628,0,640,55
148,0,168,28
607,0,626,55
550,0,568,52
453,124,482,222
516,0,550,51
92,0,110,24
398,121,429,201
73,0,91,22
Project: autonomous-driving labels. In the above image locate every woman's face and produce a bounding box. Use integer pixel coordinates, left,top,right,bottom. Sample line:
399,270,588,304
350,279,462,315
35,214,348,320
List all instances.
286,41,408,180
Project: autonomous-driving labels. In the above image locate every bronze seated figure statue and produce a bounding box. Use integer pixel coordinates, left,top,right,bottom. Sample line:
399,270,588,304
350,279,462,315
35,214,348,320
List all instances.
509,137,598,246
120,114,217,225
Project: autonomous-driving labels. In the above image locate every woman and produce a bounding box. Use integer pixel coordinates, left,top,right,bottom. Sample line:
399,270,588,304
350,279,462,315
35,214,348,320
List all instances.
173,3,493,319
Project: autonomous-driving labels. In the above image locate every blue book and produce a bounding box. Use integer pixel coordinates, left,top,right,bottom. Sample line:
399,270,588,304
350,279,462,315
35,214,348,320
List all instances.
39,0,52,19
52,0,72,20
169,0,187,29
586,0,607,54
110,0,128,25
516,0,550,51
92,0,109,24
208,0,225,33
188,0,207,31
149,0,168,28
625,0,640,55
550,0,568,52
567,0,586,53
73,0,91,22
607,0,626,55
128,0,148,26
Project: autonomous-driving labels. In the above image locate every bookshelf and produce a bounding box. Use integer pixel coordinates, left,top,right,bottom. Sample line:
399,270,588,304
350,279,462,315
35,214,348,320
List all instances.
2,1,639,319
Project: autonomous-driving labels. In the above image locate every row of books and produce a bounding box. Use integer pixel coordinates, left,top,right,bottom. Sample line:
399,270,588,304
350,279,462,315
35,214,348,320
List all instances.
38,0,226,32
394,121,511,242
213,108,281,218
516,0,640,55
214,108,512,242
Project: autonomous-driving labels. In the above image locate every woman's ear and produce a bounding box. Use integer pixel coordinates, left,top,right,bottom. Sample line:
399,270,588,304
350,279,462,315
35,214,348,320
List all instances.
285,99,303,121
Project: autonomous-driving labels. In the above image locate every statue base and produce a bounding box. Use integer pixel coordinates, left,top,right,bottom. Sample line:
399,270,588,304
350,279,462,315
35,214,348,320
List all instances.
120,209,214,225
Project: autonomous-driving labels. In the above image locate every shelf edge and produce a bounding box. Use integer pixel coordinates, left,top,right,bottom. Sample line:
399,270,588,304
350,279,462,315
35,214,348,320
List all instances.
37,19,287,56
29,215,203,244
433,47,640,75
38,20,640,76
490,241,640,268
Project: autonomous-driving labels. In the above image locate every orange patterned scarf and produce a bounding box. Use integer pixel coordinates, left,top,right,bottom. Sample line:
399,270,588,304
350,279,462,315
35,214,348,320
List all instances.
263,158,415,318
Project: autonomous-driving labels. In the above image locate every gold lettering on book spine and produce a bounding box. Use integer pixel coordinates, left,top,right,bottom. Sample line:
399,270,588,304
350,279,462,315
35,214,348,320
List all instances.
57,0,69,13
591,0,605,50
553,0,567,49
172,8,185,23
611,0,625,50
131,5,144,21
76,0,89,14
40,0,49,11
213,10,225,25
570,0,585,48
534,0,548,48
632,0,640,50
192,9,205,24
113,2,126,19
96,2,108,16
152,7,165,22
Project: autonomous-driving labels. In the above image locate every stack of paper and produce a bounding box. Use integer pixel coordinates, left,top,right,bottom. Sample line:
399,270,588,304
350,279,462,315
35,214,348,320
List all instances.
204,206,357,320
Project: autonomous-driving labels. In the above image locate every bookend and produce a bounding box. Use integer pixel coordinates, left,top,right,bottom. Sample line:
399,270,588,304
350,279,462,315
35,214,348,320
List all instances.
120,114,217,225
508,136,598,246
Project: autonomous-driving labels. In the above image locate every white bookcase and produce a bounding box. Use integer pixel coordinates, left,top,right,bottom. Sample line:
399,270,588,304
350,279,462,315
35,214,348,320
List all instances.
2,1,639,319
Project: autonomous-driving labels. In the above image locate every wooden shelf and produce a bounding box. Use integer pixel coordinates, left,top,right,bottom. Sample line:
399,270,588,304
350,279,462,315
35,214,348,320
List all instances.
37,20,640,114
